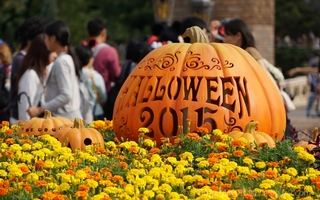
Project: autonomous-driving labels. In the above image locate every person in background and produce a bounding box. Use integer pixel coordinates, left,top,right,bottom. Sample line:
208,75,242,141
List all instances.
86,18,121,119
222,18,294,139
288,52,320,117
16,34,56,121
0,42,12,122
75,43,107,121
209,20,224,43
9,17,45,124
27,20,82,120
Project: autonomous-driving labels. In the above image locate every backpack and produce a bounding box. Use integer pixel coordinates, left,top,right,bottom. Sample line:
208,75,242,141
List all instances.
79,79,93,123
0,65,9,110
104,60,134,120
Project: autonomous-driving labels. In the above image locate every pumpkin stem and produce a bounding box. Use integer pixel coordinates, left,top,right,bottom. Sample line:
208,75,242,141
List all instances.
244,121,259,134
310,127,318,143
181,26,209,44
43,110,52,119
73,117,85,129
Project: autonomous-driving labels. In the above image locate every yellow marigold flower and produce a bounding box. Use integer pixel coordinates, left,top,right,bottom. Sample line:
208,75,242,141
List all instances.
9,144,22,152
192,175,203,182
167,157,177,166
237,166,250,175
260,182,272,189
296,176,308,182
293,146,305,152
44,160,54,169
125,184,135,196
75,170,87,180
301,196,314,200
227,190,238,199
158,183,172,194
8,167,23,178
262,179,276,186
243,157,254,166
279,174,291,183
197,160,209,168
182,175,194,183
238,137,248,145
279,192,294,200
162,164,173,173
169,192,180,199
264,190,278,199
86,179,98,189
220,134,230,142
304,185,314,195
155,194,165,200
179,152,194,163
105,141,116,149
0,170,7,177
26,173,39,182
21,143,31,151
143,139,155,148
212,129,222,136
32,142,43,150
58,183,70,192
0,143,8,150
255,161,266,169
286,167,298,177
91,194,107,200
144,190,155,198
138,127,149,134
90,120,106,129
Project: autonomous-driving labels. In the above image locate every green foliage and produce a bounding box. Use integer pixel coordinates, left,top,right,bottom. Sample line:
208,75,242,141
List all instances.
0,0,154,50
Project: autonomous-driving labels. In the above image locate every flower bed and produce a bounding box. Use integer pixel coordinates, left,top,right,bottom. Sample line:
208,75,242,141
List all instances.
0,120,319,200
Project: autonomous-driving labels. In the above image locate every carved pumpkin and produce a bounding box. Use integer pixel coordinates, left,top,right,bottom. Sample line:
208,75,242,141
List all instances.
113,26,286,145
54,117,105,150
18,110,73,136
226,121,276,148
293,127,319,153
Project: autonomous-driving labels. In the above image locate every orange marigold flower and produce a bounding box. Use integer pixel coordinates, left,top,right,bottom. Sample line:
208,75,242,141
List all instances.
65,169,75,176
0,187,7,196
101,198,112,200
196,179,210,187
267,162,279,168
114,137,120,143
231,140,244,147
69,161,78,168
208,153,221,158
217,145,228,152
5,129,13,135
173,138,181,144
291,178,298,185
4,150,14,159
21,183,32,192
265,170,277,179
258,142,269,148
1,121,9,126
221,183,232,191
82,167,91,173
149,148,161,154
264,190,277,199
160,137,170,144
233,150,245,157
74,191,88,199
119,162,128,170
220,152,230,158
128,147,138,153
111,175,124,183
208,157,220,166
186,133,200,141
0,181,9,188
35,180,48,187
5,138,15,145
19,166,30,174
116,155,127,161
244,193,254,200
35,161,46,170
96,147,106,154
209,172,222,179
78,185,90,192
197,127,209,135
210,185,219,191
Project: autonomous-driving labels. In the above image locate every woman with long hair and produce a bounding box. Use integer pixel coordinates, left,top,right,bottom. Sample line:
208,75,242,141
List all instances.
17,34,56,121
27,20,82,120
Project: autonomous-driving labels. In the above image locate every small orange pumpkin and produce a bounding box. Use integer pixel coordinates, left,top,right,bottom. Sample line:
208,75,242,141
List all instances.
54,117,105,150
293,127,319,153
18,110,73,136
226,121,275,148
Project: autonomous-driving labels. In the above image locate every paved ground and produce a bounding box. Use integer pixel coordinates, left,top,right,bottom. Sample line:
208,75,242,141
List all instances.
288,105,319,141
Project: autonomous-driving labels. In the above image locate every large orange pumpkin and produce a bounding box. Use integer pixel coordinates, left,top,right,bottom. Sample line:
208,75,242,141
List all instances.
113,26,286,145
18,110,73,136
54,117,105,150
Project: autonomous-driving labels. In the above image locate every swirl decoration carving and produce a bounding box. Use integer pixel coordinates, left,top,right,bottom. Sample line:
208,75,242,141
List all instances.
117,115,131,138
138,52,180,71
223,115,243,133
183,51,235,71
